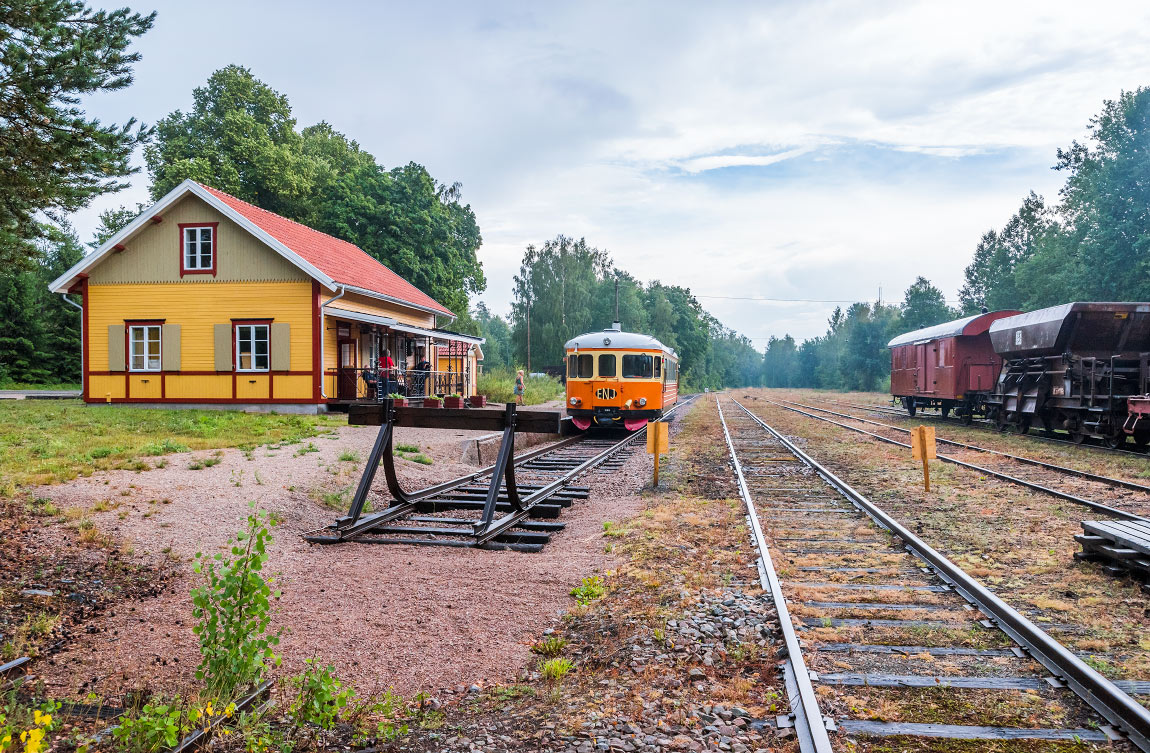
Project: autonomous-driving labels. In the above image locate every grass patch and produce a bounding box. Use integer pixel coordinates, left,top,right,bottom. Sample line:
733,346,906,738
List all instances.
395,443,419,453
477,369,564,406
0,400,344,492
569,576,605,605
338,450,361,463
406,453,433,465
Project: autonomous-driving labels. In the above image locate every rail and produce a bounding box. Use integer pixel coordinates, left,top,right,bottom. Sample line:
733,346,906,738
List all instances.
730,397,1150,752
715,398,833,753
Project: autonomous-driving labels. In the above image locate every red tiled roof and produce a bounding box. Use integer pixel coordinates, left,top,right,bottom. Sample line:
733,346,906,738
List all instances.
199,183,454,317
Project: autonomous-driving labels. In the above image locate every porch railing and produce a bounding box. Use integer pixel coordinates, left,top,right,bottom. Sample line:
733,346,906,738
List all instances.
328,367,468,401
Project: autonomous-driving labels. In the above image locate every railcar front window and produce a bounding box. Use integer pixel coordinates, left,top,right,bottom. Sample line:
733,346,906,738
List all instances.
598,354,616,377
577,354,593,378
568,355,577,378
623,354,653,378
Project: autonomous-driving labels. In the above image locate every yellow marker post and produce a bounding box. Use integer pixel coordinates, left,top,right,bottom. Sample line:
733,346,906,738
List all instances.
647,421,669,487
910,425,936,492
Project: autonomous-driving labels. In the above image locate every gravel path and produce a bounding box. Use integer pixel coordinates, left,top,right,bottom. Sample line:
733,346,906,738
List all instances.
32,421,649,700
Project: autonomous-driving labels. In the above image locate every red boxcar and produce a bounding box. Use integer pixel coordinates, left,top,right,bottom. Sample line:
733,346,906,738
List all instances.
887,310,1020,423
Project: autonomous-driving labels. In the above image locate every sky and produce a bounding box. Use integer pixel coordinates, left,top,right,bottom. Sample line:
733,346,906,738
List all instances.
72,0,1150,345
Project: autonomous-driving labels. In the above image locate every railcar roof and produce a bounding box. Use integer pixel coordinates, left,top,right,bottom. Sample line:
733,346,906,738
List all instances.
887,310,1020,348
565,328,676,356
990,301,1150,356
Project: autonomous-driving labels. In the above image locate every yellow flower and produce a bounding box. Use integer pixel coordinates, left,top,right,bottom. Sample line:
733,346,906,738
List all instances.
32,712,51,729
204,702,214,717
21,727,46,753
224,703,236,718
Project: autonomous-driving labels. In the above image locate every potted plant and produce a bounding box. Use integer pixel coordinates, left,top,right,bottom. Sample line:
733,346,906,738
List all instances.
423,395,442,408
470,394,487,407
443,392,465,409
387,392,407,407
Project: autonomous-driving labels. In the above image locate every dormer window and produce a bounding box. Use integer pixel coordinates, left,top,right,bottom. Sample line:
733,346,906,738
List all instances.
179,222,218,276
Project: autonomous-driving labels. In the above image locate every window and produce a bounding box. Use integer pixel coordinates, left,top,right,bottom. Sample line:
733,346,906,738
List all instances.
574,354,593,378
598,353,616,377
129,325,161,371
568,355,577,378
654,357,662,378
180,223,217,275
236,324,269,371
623,353,654,378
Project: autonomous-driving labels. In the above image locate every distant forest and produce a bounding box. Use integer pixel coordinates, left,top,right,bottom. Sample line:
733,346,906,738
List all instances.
757,86,1150,391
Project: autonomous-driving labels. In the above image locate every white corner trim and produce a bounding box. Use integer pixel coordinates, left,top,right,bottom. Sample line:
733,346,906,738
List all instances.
48,179,339,294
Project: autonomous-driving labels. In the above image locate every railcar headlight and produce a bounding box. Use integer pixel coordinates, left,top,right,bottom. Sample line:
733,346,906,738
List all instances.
569,397,581,406
638,397,647,407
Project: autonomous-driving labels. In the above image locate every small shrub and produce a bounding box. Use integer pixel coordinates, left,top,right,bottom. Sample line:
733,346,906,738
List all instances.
142,439,190,456
395,443,419,453
338,450,360,463
191,508,281,698
407,453,433,465
540,657,574,683
295,443,319,456
287,660,354,732
111,699,191,753
531,635,568,657
570,576,605,605
88,447,114,459
1,696,60,753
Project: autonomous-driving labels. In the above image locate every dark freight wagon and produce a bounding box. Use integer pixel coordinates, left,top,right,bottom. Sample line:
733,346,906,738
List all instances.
988,302,1150,447
888,310,1020,423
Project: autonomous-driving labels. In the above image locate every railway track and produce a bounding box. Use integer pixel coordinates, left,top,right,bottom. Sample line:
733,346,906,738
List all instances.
844,401,1150,458
758,396,1150,523
305,395,696,550
717,396,1150,751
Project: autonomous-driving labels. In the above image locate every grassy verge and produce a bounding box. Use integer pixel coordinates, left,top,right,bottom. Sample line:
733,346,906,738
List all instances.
476,368,564,405
0,400,344,492
0,382,82,391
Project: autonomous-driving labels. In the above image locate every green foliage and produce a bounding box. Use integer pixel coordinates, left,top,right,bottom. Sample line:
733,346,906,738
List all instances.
111,699,192,753
191,508,281,699
0,695,60,753
570,576,605,605
899,276,956,332
145,66,484,315
287,660,354,732
540,657,574,682
531,635,568,657
961,87,1150,311
394,443,419,453
478,369,564,405
142,439,190,456
0,0,154,267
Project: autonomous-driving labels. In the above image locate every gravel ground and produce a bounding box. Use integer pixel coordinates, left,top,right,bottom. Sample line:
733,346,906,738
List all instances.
30,420,651,700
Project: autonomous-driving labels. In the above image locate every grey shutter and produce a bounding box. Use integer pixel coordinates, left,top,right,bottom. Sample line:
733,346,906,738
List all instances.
270,322,291,371
108,325,126,372
161,324,181,371
214,324,232,371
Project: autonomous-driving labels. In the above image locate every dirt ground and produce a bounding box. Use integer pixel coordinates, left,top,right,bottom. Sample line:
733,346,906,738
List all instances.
27,415,648,700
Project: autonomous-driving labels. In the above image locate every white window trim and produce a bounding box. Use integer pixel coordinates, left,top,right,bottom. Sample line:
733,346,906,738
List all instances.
183,225,214,270
129,325,162,372
235,323,270,373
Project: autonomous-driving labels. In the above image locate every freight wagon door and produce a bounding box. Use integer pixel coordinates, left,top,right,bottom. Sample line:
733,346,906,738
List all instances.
915,344,930,392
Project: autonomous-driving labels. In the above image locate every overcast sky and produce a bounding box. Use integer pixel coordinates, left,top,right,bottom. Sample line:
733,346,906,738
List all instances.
73,1,1150,344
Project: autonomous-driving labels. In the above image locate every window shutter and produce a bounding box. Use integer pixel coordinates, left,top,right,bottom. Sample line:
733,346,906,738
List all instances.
107,325,126,372
270,323,291,371
162,324,181,371
214,324,232,371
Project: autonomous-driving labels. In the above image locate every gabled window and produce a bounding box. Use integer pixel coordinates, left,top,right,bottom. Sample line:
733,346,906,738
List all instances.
179,222,218,276
129,325,162,371
236,324,269,372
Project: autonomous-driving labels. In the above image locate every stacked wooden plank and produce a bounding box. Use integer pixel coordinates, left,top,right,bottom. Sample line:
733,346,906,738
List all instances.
1075,519,1150,591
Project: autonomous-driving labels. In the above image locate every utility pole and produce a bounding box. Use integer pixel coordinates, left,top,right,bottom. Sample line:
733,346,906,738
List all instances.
526,295,531,375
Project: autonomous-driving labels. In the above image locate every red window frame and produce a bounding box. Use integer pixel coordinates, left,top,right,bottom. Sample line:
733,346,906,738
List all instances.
232,318,274,373
178,222,219,277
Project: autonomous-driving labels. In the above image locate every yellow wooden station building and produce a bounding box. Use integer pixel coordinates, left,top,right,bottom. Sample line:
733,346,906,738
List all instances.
49,180,483,411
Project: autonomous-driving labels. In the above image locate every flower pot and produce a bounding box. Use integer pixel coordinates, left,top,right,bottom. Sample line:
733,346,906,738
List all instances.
444,396,465,409
391,398,408,407
423,398,442,408
470,395,487,407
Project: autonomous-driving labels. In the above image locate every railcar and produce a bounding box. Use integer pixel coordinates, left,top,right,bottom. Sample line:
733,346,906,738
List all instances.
564,325,679,430
888,310,1020,423
987,302,1150,447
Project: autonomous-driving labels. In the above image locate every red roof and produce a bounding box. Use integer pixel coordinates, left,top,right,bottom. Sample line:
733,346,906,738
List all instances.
199,183,454,317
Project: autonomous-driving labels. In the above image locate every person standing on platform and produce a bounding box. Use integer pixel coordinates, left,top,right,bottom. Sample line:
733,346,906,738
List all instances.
514,369,526,406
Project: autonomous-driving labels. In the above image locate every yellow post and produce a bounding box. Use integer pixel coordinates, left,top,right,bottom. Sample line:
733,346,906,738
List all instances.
910,425,937,492
646,421,669,487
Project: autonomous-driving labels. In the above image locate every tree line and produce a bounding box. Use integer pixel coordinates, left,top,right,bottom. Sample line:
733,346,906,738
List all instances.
0,1,486,386
473,236,763,390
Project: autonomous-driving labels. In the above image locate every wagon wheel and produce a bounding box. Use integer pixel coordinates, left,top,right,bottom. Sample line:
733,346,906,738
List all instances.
941,404,951,418
1070,431,1087,445
1134,431,1150,449
904,398,916,417
1104,434,1126,450
1014,415,1031,435
995,411,1010,433
960,410,974,426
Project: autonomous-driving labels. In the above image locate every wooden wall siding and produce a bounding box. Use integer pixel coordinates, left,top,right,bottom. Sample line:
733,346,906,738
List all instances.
326,290,436,328
86,195,308,285
86,281,315,402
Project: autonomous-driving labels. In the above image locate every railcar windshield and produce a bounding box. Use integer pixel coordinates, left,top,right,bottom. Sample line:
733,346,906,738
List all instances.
599,353,616,377
568,354,593,378
623,353,654,378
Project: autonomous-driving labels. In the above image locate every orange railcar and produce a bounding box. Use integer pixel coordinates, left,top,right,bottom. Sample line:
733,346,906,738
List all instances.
564,326,678,430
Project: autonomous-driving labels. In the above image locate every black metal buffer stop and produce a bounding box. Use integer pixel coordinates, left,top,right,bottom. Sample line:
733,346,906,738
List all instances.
303,400,583,552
